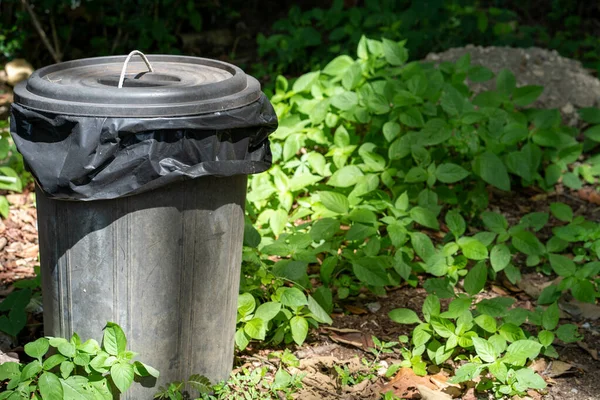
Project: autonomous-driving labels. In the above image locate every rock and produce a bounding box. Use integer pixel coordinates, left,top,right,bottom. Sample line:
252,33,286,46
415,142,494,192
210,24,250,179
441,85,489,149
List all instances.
425,45,600,110
5,59,34,86
0,350,19,363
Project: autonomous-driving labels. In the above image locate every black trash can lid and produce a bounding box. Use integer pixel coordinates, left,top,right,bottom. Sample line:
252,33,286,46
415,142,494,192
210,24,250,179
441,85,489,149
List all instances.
13,51,262,117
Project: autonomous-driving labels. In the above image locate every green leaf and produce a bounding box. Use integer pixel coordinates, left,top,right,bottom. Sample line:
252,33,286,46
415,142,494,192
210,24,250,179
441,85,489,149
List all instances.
512,85,543,106
389,308,421,324
549,202,572,222
110,362,134,393
21,360,42,380
584,125,600,142
410,207,439,230
468,65,494,82
440,297,471,319
103,323,127,356
357,36,368,60
0,167,22,192
440,85,465,116
292,71,320,93
458,238,488,261
244,317,266,340
571,280,596,303
310,218,340,241
490,244,511,272
405,166,427,183
237,292,256,317
422,295,440,322
382,38,408,66
496,69,516,95
37,372,64,400
60,361,74,379
436,163,469,183
342,63,362,90
318,191,349,214
243,221,261,248
555,324,582,343
538,284,561,305
489,361,508,383
383,121,401,142
502,340,542,366
464,262,488,295
307,295,332,324
481,212,507,234
352,259,389,287
279,287,308,308
0,362,20,382
449,363,483,384
399,107,424,128
511,231,546,256
473,151,511,191
290,316,309,345
514,368,546,390
57,341,76,358
472,337,497,363
410,232,435,262
475,314,497,333
538,330,555,347
133,361,159,378
549,254,576,277
235,329,249,350
445,210,466,238
25,338,50,360
430,317,455,338
473,91,504,108
0,196,8,219
323,55,354,77
328,165,363,187
60,376,96,399
254,302,281,322
331,91,358,111
43,354,67,371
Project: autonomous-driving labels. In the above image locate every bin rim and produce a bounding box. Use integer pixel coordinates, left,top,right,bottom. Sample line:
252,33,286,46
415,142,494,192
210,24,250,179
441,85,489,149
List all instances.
13,54,262,117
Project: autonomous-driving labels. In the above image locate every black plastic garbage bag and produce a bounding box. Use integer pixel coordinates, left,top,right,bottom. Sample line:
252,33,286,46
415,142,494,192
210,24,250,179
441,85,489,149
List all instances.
9,54,277,201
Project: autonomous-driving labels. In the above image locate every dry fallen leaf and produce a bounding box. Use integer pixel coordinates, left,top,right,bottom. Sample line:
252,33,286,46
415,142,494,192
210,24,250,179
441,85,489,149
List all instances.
378,367,440,399
577,341,599,360
578,187,600,205
344,304,368,315
561,299,600,320
417,384,453,400
545,360,575,378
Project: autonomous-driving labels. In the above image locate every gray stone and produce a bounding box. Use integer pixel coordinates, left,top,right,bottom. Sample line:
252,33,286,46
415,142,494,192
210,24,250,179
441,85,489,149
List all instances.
425,45,600,111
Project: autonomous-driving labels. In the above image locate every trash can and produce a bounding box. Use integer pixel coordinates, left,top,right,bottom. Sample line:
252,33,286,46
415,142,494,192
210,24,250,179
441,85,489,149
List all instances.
10,51,277,398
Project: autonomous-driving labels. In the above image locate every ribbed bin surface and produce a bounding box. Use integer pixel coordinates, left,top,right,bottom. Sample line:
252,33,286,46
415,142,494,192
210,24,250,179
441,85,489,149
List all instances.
36,175,247,398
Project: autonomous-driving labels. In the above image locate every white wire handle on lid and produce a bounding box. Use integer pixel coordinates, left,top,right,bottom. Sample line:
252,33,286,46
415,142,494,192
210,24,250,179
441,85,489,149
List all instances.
117,50,154,89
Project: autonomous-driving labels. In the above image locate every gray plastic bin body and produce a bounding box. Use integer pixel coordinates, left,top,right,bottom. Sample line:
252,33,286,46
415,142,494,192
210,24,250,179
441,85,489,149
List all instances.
36,175,246,398
10,52,276,398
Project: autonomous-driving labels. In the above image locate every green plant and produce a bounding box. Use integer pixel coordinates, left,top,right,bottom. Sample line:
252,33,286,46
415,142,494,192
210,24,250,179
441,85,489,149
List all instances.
154,374,212,400
0,288,31,337
255,1,600,81
0,268,41,337
389,293,582,396
0,120,30,218
156,367,305,400
240,34,600,358
0,322,158,398
235,284,332,349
